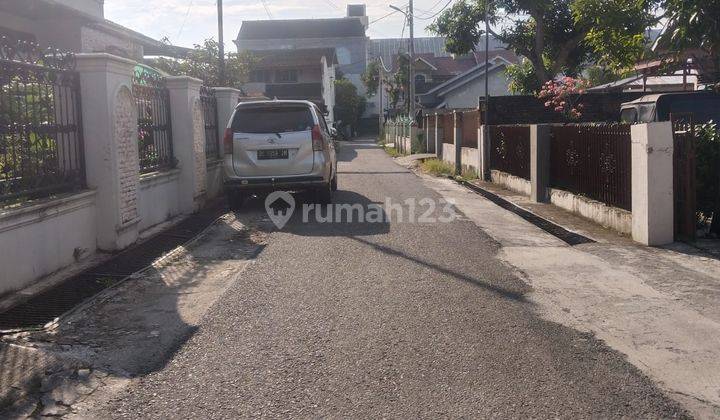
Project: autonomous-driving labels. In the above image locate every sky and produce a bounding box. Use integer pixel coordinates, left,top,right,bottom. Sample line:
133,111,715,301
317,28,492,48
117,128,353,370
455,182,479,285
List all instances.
105,0,448,49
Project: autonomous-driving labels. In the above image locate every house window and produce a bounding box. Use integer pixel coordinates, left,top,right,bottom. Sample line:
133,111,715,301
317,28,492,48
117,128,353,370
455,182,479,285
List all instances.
276,69,298,83
249,70,271,83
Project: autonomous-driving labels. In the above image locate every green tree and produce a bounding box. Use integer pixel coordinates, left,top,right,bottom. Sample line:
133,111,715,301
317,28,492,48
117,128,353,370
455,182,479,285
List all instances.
657,0,720,84
584,65,627,87
149,39,255,88
361,57,410,112
505,58,542,94
391,55,411,113
361,60,380,97
334,78,367,134
429,0,658,85
694,122,720,234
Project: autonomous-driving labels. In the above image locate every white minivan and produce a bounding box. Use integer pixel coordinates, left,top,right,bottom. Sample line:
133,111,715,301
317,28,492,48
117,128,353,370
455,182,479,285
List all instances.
222,100,337,209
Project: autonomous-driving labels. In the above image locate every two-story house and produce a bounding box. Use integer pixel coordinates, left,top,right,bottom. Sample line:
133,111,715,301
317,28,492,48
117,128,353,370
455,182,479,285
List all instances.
244,48,338,121
235,5,370,123
0,0,184,60
236,5,368,87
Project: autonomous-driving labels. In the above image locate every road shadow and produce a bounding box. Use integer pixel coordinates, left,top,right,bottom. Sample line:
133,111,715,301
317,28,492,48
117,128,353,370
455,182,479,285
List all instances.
0,211,270,416
337,142,358,162
348,236,528,302
662,238,720,261
240,189,391,237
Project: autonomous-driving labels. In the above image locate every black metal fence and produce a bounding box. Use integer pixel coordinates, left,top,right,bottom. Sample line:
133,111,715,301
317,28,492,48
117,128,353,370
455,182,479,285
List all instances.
132,71,174,173
672,117,697,241
488,125,531,180
0,38,85,205
200,86,219,159
549,124,632,210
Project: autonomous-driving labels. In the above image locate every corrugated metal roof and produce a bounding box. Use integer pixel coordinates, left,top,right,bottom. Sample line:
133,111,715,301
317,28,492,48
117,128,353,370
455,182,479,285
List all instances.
368,35,506,64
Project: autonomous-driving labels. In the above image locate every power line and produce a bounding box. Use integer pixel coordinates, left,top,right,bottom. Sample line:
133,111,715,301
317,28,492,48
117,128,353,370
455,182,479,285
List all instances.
321,0,342,11
260,0,273,18
414,0,445,17
415,0,453,20
176,0,194,40
370,9,401,25
398,13,407,53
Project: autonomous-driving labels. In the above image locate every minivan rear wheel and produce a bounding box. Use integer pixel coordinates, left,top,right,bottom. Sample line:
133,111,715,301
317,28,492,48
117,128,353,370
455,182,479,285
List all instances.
227,192,245,210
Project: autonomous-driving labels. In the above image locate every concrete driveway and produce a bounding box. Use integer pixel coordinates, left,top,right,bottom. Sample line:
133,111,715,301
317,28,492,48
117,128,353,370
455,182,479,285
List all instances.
45,140,688,418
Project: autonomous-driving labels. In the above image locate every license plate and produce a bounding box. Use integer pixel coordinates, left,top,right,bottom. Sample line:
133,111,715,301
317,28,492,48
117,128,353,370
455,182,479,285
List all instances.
257,149,289,160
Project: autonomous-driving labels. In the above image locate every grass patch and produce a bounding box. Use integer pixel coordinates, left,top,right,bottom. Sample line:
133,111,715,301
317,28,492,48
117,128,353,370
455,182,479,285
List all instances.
460,167,479,181
385,147,401,158
420,158,454,177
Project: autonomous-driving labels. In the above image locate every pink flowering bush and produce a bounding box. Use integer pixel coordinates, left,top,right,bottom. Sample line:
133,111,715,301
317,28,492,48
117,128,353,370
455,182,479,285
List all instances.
537,77,590,120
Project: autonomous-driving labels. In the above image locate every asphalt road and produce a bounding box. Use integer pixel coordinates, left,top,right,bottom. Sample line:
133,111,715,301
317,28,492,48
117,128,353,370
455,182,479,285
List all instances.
99,140,687,418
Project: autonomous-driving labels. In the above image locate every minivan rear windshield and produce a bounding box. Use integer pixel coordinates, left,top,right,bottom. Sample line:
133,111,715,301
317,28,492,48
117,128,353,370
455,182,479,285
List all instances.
232,106,314,134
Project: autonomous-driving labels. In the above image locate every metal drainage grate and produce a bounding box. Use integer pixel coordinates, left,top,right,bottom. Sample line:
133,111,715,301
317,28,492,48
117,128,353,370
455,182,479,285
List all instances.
458,180,595,246
0,206,225,331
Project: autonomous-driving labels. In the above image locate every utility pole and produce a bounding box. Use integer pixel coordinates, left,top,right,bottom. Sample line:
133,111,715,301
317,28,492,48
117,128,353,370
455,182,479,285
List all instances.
378,63,384,135
482,0,490,180
390,3,415,119
408,0,415,121
217,0,225,86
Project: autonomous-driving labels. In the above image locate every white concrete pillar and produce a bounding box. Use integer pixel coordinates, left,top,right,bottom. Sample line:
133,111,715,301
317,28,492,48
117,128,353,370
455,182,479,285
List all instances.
425,115,430,152
214,88,241,143
454,111,462,175
631,122,675,246
166,76,206,214
75,53,139,251
530,124,551,202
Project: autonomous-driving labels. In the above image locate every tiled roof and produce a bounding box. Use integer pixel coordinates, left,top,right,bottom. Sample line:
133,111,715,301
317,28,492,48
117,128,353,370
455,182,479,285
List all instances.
238,18,366,40
390,53,478,76
472,49,520,65
428,56,477,75
368,35,506,64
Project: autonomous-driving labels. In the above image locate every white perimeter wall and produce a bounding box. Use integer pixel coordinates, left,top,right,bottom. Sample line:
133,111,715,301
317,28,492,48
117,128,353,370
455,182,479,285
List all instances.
136,170,182,233
0,192,97,295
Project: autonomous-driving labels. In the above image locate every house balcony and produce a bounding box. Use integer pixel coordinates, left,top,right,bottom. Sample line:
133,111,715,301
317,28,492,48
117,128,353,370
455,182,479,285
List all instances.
265,83,323,101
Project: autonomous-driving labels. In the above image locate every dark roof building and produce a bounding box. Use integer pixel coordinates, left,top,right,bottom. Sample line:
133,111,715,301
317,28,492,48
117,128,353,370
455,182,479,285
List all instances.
235,7,370,91
238,18,366,40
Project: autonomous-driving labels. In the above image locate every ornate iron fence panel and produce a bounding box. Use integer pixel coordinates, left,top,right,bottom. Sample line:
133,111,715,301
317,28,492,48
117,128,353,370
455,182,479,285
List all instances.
549,124,632,210
132,71,174,173
0,38,85,205
200,86,220,160
488,125,531,180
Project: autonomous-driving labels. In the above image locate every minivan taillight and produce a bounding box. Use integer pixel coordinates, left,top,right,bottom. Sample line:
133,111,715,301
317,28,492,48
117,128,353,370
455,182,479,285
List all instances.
312,125,324,151
223,128,233,154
